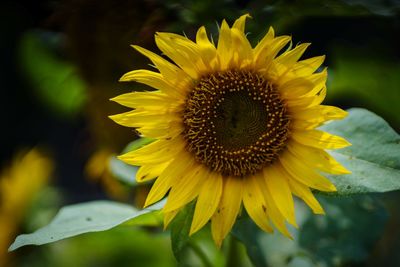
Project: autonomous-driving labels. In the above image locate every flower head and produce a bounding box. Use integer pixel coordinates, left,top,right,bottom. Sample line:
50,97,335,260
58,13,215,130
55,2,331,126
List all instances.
110,14,351,246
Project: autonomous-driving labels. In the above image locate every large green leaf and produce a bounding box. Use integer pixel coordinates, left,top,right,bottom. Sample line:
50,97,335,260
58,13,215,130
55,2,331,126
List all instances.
299,195,388,266
233,195,387,267
321,108,400,195
170,202,196,261
9,200,165,251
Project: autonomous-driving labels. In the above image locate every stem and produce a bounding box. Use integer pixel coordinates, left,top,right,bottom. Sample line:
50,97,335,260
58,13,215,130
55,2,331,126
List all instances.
188,240,213,267
225,236,241,267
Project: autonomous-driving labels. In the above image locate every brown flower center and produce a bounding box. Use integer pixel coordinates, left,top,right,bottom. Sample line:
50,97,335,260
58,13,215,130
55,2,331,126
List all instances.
182,70,290,177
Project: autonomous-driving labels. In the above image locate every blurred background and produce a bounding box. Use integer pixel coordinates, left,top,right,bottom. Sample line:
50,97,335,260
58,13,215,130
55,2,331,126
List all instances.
1,0,400,266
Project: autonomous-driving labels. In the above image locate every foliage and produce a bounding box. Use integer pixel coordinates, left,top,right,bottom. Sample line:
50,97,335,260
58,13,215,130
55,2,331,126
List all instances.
9,200,164,251
322,108,400,195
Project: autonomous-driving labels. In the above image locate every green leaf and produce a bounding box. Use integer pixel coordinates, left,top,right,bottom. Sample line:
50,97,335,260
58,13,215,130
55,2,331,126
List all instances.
9,200,165,251
321,108,400,195
170,202,195,261
233,195,387,267
299,195,388,266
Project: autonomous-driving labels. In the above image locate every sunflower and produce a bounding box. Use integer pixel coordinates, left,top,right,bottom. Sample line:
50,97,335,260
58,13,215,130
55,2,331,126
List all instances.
110,14,351,246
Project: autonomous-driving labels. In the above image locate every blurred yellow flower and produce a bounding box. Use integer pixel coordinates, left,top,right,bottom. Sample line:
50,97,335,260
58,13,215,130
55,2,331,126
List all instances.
111,14,351,246
0,149,53,265
85,149,129,201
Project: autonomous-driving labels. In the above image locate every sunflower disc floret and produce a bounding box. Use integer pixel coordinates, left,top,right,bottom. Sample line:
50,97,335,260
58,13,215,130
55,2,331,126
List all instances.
183,70,290,177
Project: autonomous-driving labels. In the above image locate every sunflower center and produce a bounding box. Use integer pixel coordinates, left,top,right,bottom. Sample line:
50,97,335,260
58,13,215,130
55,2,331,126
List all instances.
213,91,269,150
182,70,290,177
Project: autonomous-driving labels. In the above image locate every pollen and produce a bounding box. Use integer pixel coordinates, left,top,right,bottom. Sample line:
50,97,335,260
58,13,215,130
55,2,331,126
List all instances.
182,70,290,177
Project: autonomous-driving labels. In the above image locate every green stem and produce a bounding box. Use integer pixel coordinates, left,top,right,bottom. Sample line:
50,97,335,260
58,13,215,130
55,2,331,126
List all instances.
188,240,213,267
225,236,241,267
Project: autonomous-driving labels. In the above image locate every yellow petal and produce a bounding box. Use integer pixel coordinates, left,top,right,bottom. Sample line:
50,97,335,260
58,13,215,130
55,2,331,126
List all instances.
109,109,178,128
121,137,171,155
254,35,291,70
279,151,337,192
278,77,314,98
211,177,243,247
232,13,251,32
263,165,297,227
196,26,218,68
190,172,223,235
231,28,253,67
144,151,194,207
119,69,180,96
110,91,180,109
256,172,292,237
118,137,185,165
285,85,326,110
290,119,318,131
163,209,180,229
138,120,183,139
242,174,274,233
288,178,324,215
136,161,171,182
303,68,328,97
163,164,205,212
291,130,351,150
291,105,348,130
217,19,233,70
155,33,205,78
291,55,325,76
293,105,348,121
254,26,275,55
287,141,350,175
275,43,311,67
132,45,187,85
313,85,327,105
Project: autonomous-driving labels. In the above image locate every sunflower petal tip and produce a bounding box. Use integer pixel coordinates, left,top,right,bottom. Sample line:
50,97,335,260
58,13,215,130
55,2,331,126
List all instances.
285,232,294,240
143,198,154,208
214,239,223,249
340,166,352,174
316,209,326,215
344,140,352,147
116,154,128,162
188,227,196,237
243,13,252,18
330,184,337,192
189,221,204,236
108,114,118,121
119,74,130,82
